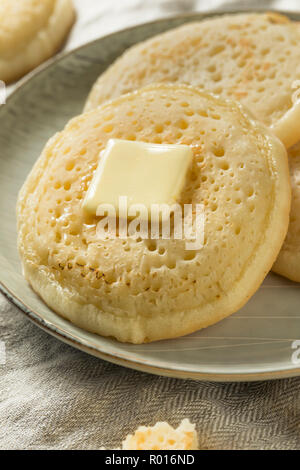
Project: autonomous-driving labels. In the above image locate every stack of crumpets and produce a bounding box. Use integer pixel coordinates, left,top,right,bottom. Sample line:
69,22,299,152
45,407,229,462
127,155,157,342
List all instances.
85,12,300,285
17,12,299,344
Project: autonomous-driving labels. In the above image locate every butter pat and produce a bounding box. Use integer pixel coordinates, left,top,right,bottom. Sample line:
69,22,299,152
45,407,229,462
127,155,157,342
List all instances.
82,139,193,215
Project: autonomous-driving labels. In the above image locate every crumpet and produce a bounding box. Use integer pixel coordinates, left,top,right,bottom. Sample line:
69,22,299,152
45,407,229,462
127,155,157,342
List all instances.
85,12,300,148
273,143,300,282
0,0,75,83
17,84,291,343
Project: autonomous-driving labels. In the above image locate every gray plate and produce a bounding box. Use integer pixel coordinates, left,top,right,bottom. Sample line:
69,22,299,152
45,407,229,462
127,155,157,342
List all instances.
1,10,300,381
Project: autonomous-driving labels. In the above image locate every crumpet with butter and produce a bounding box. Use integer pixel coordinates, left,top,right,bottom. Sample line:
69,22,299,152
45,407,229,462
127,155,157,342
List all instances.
17,84,290,343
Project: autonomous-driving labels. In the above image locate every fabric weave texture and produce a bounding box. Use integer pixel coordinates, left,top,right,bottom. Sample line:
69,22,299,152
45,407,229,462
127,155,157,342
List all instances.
1,0,300,450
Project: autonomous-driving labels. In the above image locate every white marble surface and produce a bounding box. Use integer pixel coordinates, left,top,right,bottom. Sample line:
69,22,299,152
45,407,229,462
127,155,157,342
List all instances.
1,0,300,450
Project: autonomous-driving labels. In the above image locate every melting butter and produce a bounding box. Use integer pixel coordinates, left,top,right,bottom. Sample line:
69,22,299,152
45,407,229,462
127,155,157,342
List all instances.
82,139,192,218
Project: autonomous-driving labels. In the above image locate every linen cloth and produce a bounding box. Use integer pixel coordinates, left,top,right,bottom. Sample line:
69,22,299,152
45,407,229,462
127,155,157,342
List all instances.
1,0,300,450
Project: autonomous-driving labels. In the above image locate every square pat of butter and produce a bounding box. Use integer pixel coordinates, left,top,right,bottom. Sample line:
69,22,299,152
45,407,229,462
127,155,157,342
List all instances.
82,139,193,215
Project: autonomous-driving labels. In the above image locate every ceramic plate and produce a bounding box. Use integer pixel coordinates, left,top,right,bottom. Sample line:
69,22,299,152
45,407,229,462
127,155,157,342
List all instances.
1,10,300,381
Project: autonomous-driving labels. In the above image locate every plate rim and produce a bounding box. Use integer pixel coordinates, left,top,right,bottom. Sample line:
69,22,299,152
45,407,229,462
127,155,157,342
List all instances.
1,8,300,382
2,280,300,382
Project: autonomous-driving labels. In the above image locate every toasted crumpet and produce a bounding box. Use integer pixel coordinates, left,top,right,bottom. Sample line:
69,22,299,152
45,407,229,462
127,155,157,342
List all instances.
85,12,300,148
17,84,291,343
273,142,300,282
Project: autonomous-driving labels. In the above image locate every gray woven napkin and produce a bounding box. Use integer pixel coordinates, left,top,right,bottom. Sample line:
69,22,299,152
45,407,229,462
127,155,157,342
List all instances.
1,295,299,450
1,0,300,450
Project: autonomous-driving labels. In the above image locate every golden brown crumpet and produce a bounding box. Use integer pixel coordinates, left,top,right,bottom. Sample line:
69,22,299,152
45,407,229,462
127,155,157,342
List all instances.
17,84,291,343
273,143,300,282
85,12,300,148
0,0,75,83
